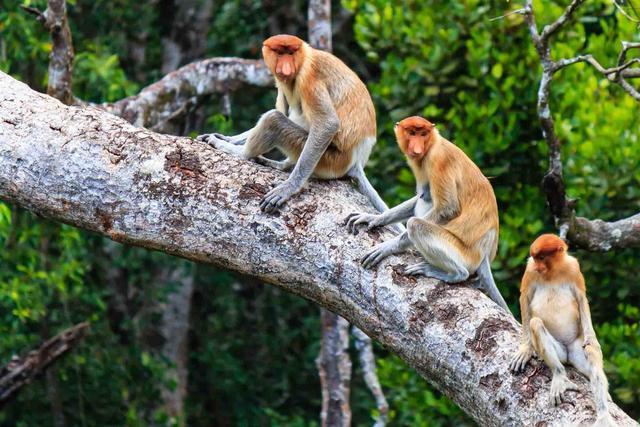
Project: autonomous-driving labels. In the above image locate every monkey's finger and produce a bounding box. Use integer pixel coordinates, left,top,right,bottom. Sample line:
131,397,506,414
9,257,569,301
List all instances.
195,134,210,142
212,132,231,142
361,250,381,268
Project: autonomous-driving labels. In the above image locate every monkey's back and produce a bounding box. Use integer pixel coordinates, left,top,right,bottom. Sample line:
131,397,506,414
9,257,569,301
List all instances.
432,139,499,258
303,49,377,151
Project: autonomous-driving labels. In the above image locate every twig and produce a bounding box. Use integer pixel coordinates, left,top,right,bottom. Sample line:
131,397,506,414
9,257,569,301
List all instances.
0,322,89,404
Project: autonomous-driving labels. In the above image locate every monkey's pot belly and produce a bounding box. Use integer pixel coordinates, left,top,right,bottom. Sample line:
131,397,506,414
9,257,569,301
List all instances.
530,283,581,345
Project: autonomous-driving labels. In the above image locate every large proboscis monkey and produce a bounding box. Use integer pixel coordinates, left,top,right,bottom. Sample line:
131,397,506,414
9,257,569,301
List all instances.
197,34,390,215
510,234,617,426
345,116,510,313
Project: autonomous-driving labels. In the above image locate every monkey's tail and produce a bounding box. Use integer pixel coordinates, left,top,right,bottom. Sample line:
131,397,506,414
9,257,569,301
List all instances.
476,256,512,316
348,166,405,234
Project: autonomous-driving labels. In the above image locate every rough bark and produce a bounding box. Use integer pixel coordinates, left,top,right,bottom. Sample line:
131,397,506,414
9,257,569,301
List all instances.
0,72,636,426
95,57,273,133
524,0,640,250
317,312,351,427
0,322,89,404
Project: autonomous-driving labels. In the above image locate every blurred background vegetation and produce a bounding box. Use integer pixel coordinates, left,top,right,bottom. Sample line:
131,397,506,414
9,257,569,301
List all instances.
0,0,639,425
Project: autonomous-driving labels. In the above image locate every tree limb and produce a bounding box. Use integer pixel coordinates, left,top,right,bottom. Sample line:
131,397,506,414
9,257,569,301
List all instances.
21,0,75,105
524,0,640,249
96,57,273,132
0,322,89,404
0,72,636,426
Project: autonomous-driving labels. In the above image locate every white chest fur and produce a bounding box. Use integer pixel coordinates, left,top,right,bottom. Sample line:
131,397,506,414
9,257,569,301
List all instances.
414,183,432,217
530,283,580,344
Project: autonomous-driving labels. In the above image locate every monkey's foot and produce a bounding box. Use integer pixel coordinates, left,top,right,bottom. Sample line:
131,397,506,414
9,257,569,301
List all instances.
260,180,299,213
549,376,578,406
404,262,468,282
361,241,396,269
509,346,534,373
198,134,245,157
344,212,381,235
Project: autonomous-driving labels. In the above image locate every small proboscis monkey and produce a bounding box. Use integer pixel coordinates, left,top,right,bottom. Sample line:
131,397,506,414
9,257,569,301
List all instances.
510,234,616,426
197,34,390,215
345,116,510,313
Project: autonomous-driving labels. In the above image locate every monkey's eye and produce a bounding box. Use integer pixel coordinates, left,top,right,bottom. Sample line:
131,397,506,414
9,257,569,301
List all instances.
421,132,427,136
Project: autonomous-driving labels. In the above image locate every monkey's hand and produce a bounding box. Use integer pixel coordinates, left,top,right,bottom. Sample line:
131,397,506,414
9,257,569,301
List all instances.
344,212,382,234
509,345,534,373
260,179,300,213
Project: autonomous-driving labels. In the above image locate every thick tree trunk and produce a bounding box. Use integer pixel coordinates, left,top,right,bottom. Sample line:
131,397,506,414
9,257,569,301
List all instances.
0,72,636,426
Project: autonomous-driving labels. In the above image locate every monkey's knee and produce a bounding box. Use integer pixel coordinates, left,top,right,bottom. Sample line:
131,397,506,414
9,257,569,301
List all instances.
406,217,431,241
529,317,545,333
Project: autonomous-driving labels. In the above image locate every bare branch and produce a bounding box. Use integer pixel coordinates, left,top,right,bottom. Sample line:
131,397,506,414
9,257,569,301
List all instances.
97,57,273,132
612,0,640,23
352,327,388,427
0,323,89,404
1,71,637,426
524,1,640,248
22,0,75,105
568,213,640,251
539,0,585,43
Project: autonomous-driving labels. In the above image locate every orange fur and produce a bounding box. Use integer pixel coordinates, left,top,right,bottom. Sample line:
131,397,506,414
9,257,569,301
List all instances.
513,234,612,419
262,35,376,178
395,117,499,269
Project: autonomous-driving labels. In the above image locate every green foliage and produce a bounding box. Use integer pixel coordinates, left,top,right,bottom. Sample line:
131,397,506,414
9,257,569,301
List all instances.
346,0,640,420
376,355,472,426
0,0,639,425
73,45,139,102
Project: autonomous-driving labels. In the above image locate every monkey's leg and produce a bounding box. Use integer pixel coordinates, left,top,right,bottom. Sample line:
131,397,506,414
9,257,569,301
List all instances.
361,232,412,269
213,129,254,145
347,165,405,234
529,317,578,406
568,340,615,426
404,218,470,282
254,156,295,172
475,256,511,314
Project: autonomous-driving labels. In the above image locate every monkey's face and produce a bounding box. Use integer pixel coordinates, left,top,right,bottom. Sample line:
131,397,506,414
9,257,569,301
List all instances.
263,35,304,83
530,234,567,275
394,116,435,160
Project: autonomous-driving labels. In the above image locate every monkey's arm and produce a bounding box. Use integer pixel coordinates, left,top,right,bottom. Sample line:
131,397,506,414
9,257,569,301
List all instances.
361,232,412,269
276,89,289,114
345,196,418,234
574,283,599,348
510,284,535,373
424,166,460,224
260,85,339,212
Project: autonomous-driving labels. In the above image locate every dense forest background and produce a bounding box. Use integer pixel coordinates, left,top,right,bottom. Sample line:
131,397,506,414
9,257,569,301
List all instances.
0,0,639,425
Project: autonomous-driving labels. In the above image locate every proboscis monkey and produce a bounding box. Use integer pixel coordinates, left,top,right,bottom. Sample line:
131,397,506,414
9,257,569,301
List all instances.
345,116,510,313
510,234,616,426
197,34,389,215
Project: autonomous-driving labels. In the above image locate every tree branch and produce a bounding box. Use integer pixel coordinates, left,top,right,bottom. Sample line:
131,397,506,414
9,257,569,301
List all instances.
524,1,640,248
21,0,75,105
0,323,89,404
0,71,636,426
96,57,273,132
